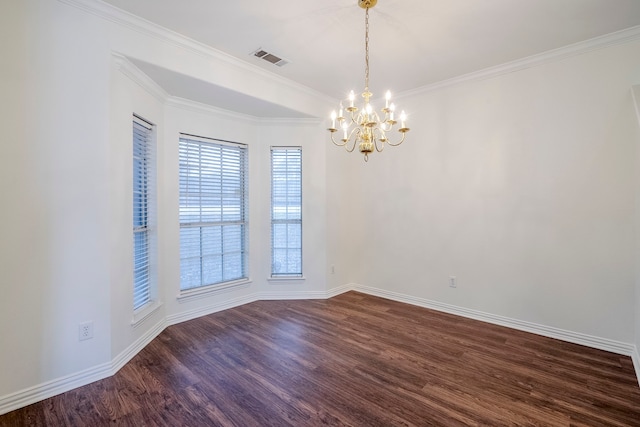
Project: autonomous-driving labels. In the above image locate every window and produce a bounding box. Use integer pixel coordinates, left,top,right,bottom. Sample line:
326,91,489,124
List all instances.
271,147,302,277
179,134,248,291
133,115,154,310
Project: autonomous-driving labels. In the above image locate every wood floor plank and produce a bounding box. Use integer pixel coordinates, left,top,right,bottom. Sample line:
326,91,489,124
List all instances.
2,291,640,426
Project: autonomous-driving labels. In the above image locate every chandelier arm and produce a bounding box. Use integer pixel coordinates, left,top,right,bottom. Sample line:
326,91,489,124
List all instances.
385,131,407,147
344,134,359,152
372,129,385,152
344,127,362,153
379,120,393,132
341,127,362,153
350,126,362,140
330,133,349,147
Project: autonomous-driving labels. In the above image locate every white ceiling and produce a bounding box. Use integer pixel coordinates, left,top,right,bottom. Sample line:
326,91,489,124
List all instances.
104,0,640,113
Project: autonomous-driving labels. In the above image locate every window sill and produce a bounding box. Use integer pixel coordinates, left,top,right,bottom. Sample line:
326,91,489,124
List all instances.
177,278,252,303
131,299,163,328
268,275,306,283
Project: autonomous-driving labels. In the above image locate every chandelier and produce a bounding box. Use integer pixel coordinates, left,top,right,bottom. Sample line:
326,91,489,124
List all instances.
328,0,409,162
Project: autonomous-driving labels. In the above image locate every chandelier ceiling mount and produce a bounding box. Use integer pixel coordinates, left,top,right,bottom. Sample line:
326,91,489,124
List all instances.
358,0,378,9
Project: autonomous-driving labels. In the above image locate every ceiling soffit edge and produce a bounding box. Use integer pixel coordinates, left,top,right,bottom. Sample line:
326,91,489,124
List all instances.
115,54,320,123
165,97,322,125
113,53,169,103
56,0,335,105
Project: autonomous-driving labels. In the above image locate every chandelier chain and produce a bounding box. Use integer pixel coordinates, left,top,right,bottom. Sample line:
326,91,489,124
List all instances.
364,7,370,91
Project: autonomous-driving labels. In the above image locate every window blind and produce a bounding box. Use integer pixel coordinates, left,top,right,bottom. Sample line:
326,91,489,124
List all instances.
271,147,302,276
179,135,248,290
133,116,154,310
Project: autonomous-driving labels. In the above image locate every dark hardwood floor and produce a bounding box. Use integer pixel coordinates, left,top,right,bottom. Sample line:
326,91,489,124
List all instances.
2,291,640,426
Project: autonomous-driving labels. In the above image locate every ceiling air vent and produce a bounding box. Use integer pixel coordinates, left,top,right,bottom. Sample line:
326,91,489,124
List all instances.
252,48,289,67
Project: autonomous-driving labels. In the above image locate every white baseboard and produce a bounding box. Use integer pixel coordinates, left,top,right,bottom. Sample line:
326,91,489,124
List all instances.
3,283,639,415
259,290,329,300
0,318,166,416
326,283,354,298
0,296,257,416
353,284,637,357
632,345,640,387
0,360,113,416
112,318,167,373
259,284,353,300
166,294,258,326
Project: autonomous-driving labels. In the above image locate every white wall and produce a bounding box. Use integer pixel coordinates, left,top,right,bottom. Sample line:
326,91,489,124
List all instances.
0,0,113,399
633,84,640,366
348,41,640,343
325,138,376,290
0,0,41,397
0,0,331,411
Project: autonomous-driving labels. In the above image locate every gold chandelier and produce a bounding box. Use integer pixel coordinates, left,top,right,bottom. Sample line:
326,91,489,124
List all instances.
328,0,409,162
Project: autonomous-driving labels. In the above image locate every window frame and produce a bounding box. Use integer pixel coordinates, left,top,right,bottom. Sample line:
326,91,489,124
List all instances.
132,115,155,313
178,133,249,296
270,146,303,279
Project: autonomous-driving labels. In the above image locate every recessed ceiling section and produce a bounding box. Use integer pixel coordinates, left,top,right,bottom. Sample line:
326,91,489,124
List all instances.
129,58,314,119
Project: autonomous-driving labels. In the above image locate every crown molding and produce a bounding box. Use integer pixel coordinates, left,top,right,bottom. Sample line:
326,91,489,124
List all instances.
56,0,334,105
165,96,322,125
165,97,265,123
398,25,640,99
113,53,169,103
257,117,323,126
631,85,640,126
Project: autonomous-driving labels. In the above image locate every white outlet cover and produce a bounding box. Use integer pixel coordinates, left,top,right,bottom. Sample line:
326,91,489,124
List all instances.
79,322,94,341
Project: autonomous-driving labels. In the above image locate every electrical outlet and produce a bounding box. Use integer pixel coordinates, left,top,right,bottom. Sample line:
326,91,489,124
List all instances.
449,276,457,288
79,321,94,341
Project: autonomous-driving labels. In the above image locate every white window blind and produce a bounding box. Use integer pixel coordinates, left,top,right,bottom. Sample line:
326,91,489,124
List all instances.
271,147,302,276
133,116,154,310
179,135,248,290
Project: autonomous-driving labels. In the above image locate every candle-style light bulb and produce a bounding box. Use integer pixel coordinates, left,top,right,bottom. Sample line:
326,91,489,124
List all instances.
342,122,348,139
400,111,407,128
349,90,355,107
330,110,337,128
338,103,343,119
385,90,391,108
390,103,395,121
366,103,372,115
